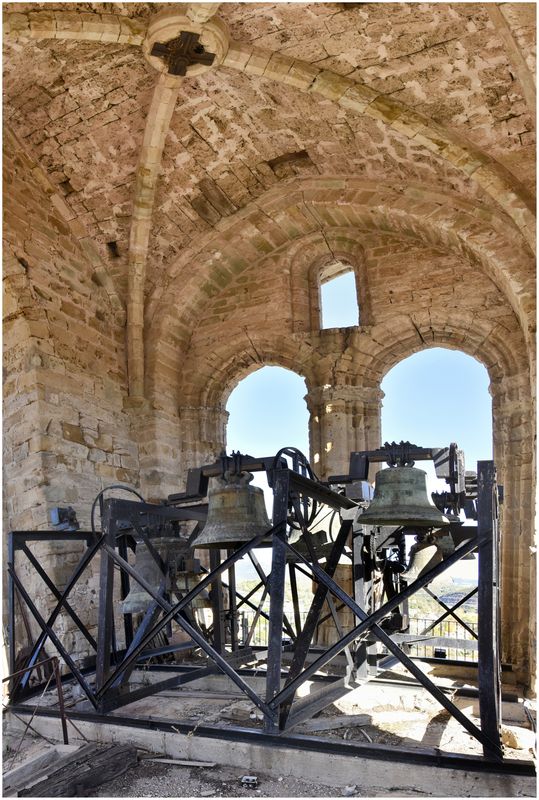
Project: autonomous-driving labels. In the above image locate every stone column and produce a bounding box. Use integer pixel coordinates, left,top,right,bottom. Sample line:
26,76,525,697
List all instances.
305,383,383,645
490,371,535,686
306,384,383,478
178,404,229,478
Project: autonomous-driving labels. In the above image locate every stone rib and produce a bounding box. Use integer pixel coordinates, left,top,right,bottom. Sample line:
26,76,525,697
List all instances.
3,10,147,45
126,72,181,400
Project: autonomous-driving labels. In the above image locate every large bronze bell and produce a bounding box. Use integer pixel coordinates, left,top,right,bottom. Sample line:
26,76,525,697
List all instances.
192,470,272,549
360,466,450,528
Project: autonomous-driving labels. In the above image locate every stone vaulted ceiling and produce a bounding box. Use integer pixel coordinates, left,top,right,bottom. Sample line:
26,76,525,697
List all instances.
3,2,536,401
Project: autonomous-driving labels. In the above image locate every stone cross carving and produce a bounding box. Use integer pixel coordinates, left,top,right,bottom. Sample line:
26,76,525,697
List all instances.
150,31,216,76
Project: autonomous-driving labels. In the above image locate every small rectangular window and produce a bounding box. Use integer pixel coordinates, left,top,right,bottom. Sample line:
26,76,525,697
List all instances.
320,271,359,329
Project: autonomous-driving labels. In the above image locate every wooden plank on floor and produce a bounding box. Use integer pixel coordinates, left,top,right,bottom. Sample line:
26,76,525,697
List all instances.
12,743,137,797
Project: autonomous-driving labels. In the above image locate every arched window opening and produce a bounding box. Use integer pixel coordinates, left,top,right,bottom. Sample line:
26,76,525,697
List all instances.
381,348,492,472
320,267,360,329
381,348,492,647
226,366,309,460
225,366,310,615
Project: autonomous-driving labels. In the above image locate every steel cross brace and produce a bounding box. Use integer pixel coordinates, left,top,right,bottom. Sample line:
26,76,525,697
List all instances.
269,535,479,709
278,519,352,729
271,535,502,759
248,550,296,641
7,565,98,708
95,543,273,719
94,523,282,702
422,586,479,640
7,532,102,698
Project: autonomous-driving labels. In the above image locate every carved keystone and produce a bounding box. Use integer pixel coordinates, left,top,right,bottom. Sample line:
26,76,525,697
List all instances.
143,11,229,80
151,31,215,76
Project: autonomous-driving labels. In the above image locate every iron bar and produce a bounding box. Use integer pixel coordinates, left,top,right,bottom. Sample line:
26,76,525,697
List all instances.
288,564,302,637
264,469,290,732
248,550,296,641
2,657,59,683
288,472,356,511
95,502,240,694
244,586,269,647
21,545,97,650
227,549,239,651
276,540,502,756
324,593,355,673
10,531,97,545
95,544,271,717
270,534,478,709
352,530,371,678
7,533,16,679
118,534,134,648
8,705,533,776
14,535,102,694
423,586,478,640
209,549,225,653
95,501,117,691
477,461,502,759
7,565,98,708
221,580,272,623
278,520,351,728
109,581,166,691
52,657,69,744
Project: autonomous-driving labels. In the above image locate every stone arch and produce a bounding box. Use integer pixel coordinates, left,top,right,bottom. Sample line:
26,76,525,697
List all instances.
349,328,533,682
146,179,534,406
362,318,528,389
172,337,314,483
179,335,316,411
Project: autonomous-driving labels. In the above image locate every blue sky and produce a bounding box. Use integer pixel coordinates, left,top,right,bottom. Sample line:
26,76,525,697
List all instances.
226,348,492,472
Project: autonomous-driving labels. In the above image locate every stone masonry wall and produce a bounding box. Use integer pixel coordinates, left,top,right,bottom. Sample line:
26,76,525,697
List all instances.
3,127,138,658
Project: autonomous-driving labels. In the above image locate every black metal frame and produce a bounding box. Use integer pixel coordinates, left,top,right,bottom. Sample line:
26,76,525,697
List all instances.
6,450,503,760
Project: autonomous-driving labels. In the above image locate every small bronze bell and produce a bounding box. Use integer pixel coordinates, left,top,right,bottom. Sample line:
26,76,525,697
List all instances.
402,541,442,581
192,470,272,549
120,534,187,614
174,557,212,608
360,466,450,528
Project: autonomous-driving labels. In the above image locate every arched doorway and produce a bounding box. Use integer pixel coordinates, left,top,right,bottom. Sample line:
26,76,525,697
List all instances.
381,347,492,472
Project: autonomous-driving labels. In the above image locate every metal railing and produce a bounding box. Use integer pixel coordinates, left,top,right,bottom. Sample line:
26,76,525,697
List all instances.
239,610,479,663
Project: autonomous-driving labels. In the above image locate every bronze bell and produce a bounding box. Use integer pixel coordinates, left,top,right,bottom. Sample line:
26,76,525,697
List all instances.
175,557,212,608
193,470,272,549
360,466,450,528
402,540,442,581
120,534,187,614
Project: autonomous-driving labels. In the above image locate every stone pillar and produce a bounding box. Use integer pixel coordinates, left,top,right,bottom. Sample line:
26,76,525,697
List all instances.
306,383,383,645
307,385,383,478
178,404,229,478
490,371,535,686
135,403,182,502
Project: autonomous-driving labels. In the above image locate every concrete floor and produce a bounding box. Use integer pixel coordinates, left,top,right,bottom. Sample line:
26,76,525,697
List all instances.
3,664,536,797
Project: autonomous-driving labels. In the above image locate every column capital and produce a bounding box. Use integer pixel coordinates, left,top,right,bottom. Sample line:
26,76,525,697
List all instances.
306,384,384,409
